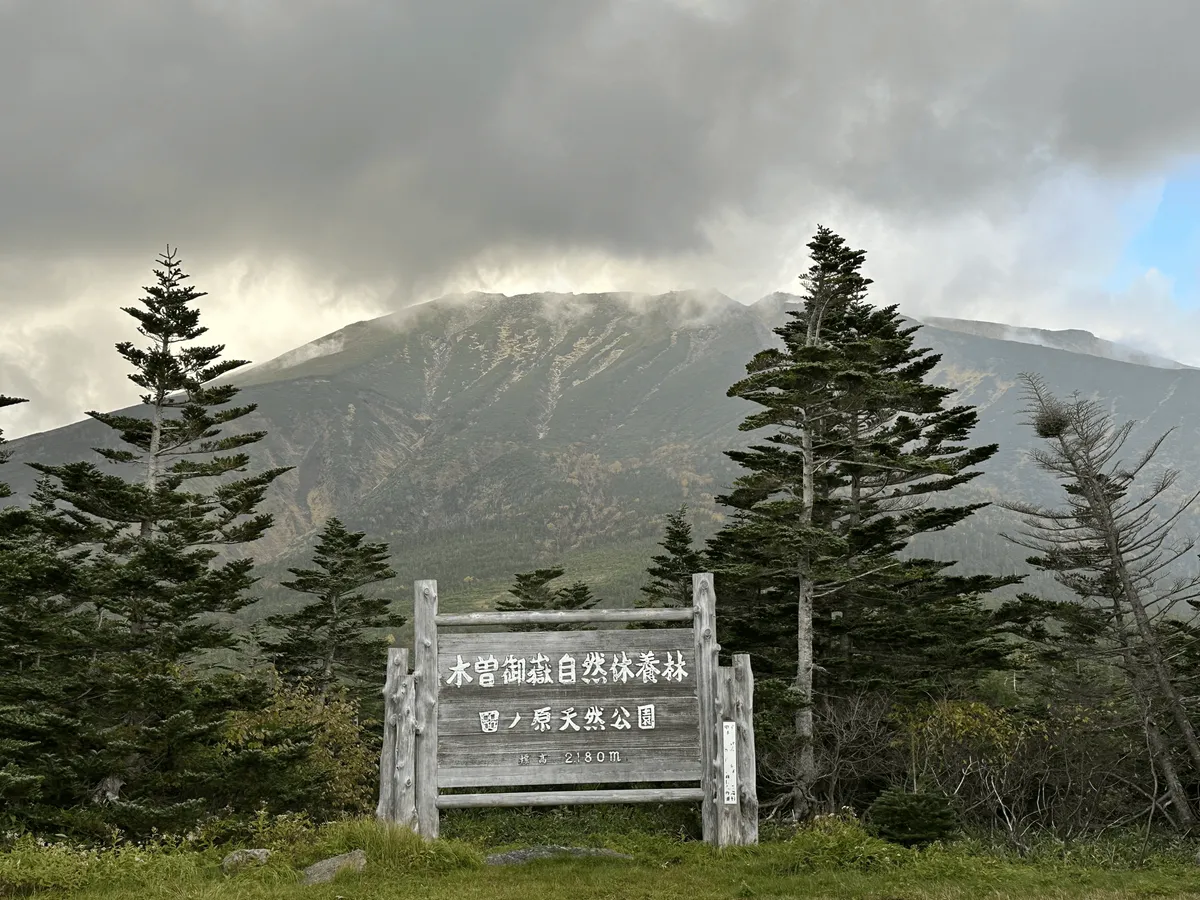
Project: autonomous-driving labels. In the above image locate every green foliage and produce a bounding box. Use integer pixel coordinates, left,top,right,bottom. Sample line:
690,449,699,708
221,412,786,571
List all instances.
495,566,599,631
866,788,959,847
258,517,402,709
779,810,912,873
6,248,292,839
640,505,704,609
293,818,482,873
441,802,701,847
216,674,379,822
708,226,1016,815
0,833,213,896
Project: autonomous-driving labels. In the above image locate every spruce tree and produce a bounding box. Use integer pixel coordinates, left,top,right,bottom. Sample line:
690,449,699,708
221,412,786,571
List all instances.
0,398,100,830
26,247,293,836
708,226,1012,815
496,567,599,631
639,505,704,609
258,517,401,705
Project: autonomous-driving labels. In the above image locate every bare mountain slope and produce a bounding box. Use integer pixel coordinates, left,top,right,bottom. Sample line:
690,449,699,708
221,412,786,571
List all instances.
5,291,1200,619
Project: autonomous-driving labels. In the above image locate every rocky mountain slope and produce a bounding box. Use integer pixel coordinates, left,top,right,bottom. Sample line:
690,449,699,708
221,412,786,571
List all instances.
917,316,1193,370
6,290,1200,622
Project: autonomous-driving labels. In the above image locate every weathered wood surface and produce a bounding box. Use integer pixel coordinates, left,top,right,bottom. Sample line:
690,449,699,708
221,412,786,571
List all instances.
436,628,700,786
376,647,410,823
732,653,759,845
413,580,439,839
436,607,694,627
376,646,407,822
439,756,702,788
436,787,705,809
438,628,695,660
693,573,721,846
394,673,418,827
440,696,699,736
718,664,738,847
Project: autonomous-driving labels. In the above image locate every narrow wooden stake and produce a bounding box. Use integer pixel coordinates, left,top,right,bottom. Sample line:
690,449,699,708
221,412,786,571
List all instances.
732,653,758,845
718,664,739,847
413,579,440,839
693,572,721,846
376,646,408,822
394,673,418,827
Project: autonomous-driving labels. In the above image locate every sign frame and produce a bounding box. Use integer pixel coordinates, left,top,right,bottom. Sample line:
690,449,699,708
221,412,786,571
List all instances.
378,573,756,846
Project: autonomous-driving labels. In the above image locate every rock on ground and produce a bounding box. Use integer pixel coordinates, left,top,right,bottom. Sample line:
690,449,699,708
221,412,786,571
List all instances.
301,849,367,885
221,848,272,874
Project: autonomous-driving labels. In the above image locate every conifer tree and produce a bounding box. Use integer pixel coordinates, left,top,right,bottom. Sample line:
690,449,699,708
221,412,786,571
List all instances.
999,373,1200,824
639,505,704,609
709,226,1011,816
497,567,599,631
26,247,293,835
0,398,100,828
258,517,400,704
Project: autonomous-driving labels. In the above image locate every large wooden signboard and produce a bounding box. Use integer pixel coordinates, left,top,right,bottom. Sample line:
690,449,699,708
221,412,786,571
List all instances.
378,573,757,847
437,629,699,788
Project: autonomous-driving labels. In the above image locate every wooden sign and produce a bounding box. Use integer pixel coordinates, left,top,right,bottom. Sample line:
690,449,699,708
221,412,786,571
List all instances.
378,574,757,847
437,630,699,788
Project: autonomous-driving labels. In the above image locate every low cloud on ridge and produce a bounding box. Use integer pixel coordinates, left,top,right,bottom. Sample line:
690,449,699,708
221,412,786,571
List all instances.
3,0,1200,437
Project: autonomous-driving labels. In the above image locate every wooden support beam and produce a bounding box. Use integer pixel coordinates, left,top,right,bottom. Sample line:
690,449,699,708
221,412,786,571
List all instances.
693,572,721,845
718,654,759,845
436,787,705,809
413,579,440,839
732,653,758,845
435,607,694,627
376,647,407,822
394,673,418,828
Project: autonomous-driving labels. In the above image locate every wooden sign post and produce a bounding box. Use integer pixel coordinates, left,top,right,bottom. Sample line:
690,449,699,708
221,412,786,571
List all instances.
379,572,756,846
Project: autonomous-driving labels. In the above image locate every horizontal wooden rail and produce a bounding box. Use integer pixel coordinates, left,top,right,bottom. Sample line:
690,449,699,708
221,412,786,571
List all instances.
436,787,705,809
434,607,694,627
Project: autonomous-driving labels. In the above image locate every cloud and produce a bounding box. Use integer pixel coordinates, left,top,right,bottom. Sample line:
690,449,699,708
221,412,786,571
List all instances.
3,0,1200,437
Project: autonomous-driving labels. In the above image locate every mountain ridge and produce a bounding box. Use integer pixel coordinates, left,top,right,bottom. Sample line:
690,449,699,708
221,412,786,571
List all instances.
5,290,1199,623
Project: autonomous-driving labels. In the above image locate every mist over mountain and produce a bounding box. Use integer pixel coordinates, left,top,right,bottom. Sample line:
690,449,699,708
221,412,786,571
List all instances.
6,291,1199,625
916,316,1193,370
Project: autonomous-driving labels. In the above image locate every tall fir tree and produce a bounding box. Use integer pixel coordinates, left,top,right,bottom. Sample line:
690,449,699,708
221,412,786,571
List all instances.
639,505,704,609
708,226,1013,815
25,247,293,836
0,396,106,830
496,567,599,631
258,517,401,708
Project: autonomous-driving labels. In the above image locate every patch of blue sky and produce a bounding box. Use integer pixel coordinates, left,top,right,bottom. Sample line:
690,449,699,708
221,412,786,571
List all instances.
1104,157,1200,306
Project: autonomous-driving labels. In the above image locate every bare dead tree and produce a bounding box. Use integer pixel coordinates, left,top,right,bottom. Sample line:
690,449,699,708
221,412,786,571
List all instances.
999,372,1200,825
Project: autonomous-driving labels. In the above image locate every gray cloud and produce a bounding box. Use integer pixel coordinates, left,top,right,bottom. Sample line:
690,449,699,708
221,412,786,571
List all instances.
3,0,1200,437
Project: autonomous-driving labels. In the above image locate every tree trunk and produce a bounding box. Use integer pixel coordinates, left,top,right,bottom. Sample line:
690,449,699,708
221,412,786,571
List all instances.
139,334,170,542
793,416,816,818
1118,619,1197,826
1084,474,1200,775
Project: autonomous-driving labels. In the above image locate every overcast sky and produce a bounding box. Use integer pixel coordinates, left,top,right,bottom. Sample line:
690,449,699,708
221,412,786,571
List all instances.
3,0,1200,439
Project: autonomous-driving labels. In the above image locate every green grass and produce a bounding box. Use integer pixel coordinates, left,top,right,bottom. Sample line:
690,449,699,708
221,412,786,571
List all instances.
4,811,1198,900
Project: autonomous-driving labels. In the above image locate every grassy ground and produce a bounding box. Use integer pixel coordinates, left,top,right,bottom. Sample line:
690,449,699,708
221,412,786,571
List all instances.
3,808,1198,900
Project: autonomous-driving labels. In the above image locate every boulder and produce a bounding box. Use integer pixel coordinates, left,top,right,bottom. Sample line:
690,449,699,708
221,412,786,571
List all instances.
301,849,367,885
221,848,272,874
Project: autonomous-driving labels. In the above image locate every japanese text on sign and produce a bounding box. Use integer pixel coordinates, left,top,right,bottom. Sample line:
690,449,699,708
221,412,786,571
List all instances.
444,650,688,688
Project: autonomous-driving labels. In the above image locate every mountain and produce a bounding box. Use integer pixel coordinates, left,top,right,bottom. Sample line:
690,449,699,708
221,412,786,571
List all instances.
916,316,1192,370
5,290,1200,636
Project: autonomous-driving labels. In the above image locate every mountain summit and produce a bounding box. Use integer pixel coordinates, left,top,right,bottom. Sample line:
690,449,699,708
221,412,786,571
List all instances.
6,290,1199,618
916,316,1190,370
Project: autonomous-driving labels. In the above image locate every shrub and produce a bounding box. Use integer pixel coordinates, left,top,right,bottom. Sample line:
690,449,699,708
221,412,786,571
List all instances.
214,674,377,822
867,788,959,847
780,809,912,874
